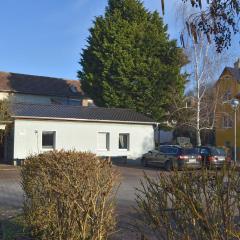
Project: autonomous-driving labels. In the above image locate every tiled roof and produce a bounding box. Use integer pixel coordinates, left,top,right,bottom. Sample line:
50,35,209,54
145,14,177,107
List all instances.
11,103,156,124
0,71,83,98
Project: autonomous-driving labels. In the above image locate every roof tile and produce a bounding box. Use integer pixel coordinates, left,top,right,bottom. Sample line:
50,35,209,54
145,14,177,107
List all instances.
11,103,156,124
0,71,83,98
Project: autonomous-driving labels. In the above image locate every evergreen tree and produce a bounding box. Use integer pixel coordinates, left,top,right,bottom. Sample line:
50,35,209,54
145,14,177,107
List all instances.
79,0,187,122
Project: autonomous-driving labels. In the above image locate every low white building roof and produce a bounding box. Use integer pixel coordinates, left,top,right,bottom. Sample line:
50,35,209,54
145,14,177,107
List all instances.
11,103,157,125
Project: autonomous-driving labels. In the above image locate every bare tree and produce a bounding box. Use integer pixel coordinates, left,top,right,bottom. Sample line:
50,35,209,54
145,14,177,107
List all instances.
160,0,240,53
170,4,234,146
135,167,240,239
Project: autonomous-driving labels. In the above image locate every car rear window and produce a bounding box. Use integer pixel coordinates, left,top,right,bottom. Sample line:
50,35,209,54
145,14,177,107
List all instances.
158,146,180,154
210,147,226,156
182,148,198,155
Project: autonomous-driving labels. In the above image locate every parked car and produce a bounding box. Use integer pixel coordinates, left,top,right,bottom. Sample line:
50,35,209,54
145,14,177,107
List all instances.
196,146,231,168
141,145,202,171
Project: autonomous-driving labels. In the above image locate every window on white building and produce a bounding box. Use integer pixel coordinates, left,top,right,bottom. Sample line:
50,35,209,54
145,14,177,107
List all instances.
119,134,129,150
97,132,109,150
42,131,56,149
222,115,233,128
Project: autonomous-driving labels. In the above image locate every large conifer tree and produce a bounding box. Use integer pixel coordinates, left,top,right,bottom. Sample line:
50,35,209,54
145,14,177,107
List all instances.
79,0,187,122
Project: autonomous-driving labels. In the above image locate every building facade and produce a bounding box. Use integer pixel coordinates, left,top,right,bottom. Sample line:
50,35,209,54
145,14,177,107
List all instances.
10,103,156,164
0,71,93,106
215,59,240,157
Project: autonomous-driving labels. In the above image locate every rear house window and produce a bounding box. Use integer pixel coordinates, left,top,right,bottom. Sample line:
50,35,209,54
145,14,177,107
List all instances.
42,131,56,149
119,134,129,150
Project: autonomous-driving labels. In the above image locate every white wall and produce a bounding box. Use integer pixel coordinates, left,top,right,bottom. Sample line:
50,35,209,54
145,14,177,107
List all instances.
10,93,52,104
0,92,52,104
13,119,154,160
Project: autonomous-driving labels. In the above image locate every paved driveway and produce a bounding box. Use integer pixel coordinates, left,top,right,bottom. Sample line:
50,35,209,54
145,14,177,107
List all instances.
0,167,23,220
114,164,162,239
0,163,163,239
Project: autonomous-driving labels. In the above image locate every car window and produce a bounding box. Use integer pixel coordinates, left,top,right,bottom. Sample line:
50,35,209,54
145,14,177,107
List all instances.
182,148,198,155
159,146,167,153
200,148,209,155
159,146,180,154
170,147,179,154
164,147,171,154
210,147,226,156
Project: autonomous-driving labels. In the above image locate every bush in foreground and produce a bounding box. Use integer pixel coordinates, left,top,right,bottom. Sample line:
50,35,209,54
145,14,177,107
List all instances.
136,167,240,240
21,151,118,240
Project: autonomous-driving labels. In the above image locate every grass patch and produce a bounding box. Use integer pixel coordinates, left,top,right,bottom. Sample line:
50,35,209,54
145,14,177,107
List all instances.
1,215,31,240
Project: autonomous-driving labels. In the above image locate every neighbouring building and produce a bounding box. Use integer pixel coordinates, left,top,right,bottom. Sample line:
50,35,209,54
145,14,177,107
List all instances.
7,103,156,164
0,71,93,106
215,59,240,157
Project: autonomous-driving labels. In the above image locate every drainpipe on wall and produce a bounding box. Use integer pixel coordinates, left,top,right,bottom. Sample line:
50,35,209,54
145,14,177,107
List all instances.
154,123,160,147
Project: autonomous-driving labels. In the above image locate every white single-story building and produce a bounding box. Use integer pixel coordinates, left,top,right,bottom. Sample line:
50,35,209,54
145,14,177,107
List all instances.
5,103,157,164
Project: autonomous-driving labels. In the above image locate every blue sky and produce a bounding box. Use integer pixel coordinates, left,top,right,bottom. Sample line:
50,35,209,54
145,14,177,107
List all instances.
0,0,178,79
0,0,237,80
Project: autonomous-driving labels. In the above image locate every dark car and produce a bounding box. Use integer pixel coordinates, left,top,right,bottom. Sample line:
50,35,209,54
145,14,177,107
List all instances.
142,145,202,171
196,146,231,168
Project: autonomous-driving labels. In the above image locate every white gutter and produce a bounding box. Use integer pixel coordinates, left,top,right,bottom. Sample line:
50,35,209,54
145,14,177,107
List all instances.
12,115,158,125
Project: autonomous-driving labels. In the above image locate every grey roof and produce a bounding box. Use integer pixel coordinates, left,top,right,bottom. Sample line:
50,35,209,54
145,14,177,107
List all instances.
11,103,156,124
0,71,83,98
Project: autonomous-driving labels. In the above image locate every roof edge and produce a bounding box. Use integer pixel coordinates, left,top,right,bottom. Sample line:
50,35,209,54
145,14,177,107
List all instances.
0,89,85,98
12,115,158,125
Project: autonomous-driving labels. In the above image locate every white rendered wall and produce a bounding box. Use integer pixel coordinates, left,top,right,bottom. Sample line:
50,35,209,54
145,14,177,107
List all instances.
13,119,155,160
0,92,81,105
10,93,52,104
0,92,52,104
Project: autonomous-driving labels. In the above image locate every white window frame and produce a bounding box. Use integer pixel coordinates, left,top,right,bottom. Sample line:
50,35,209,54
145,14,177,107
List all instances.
97,132,110,151
222,115,233,129
42,131,56,149
222,88,232,101
119,133,130,150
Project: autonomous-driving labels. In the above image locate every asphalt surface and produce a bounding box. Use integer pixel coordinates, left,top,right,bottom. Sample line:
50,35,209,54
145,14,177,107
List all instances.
0,167,23,220
0,163,163,239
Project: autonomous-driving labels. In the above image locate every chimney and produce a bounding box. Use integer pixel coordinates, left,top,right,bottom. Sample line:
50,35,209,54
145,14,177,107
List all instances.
81,98,94,107
234,58,240,69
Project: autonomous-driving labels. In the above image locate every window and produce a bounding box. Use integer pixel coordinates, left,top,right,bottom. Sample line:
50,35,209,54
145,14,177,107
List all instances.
222,89,232,101
200,148,209,156
222,115,233,128
51,98,81,106
210,147,226,156
224,141,231,148
119,134,129,150
97,132,109,150
159,146,167,153
42,131,56,149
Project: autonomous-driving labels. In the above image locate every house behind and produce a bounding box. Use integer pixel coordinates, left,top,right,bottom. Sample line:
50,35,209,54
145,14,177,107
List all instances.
215,59,240,157
0,71,93,106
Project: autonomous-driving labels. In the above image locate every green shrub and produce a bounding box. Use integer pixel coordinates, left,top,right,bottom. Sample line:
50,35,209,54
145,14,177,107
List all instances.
135,167,240,240
21,151,118,240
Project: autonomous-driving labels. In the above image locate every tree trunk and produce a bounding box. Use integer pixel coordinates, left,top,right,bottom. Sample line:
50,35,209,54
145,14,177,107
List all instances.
196,129,201,146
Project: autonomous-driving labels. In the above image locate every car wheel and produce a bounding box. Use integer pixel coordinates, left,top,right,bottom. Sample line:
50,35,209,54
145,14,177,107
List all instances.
141,157,148,167
164,160,172,171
